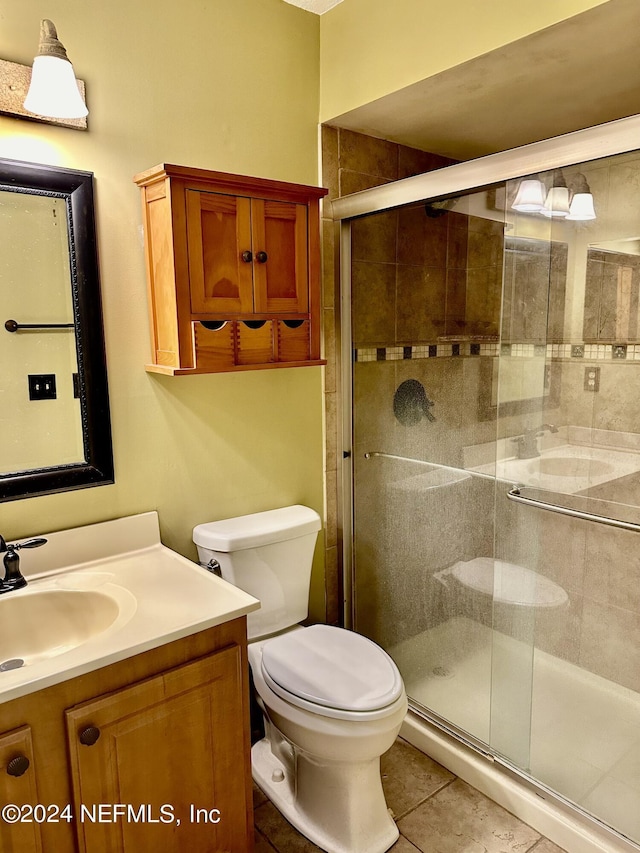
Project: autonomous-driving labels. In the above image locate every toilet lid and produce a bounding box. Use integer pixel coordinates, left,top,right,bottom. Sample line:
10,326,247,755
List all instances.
261,625,403,714
449,557,568,608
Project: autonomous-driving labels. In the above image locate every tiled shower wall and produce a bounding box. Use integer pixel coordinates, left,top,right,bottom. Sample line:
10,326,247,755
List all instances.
320,126,454,625
351,207,504,346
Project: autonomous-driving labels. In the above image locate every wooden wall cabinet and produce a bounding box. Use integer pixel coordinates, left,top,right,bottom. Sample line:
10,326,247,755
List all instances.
134,164,327,375
0,618,253,853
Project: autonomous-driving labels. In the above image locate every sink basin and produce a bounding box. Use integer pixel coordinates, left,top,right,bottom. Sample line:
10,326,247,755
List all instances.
0,589,126,667
534,457,613,478
0,512,259,706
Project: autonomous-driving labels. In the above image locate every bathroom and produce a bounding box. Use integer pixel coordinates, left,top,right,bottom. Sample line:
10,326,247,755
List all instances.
1,0,640,852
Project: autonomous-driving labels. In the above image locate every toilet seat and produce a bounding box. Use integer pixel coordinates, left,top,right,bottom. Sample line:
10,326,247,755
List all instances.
260,624,404,721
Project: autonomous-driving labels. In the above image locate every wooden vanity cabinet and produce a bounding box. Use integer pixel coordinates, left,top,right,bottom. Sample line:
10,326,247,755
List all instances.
134,164,327,375
0,618,254,853
66,645,247,853
0,726,43,852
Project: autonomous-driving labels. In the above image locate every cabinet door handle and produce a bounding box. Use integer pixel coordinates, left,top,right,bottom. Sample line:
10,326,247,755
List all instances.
79,726,101,746
6,755,30,777
255,251,268,264
241,250,253,263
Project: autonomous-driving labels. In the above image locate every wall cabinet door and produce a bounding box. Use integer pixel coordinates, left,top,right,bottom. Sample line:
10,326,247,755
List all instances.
251,199,308,314
66,645,251,853
187,190,254,315
187,191,308,316
0,726,43,853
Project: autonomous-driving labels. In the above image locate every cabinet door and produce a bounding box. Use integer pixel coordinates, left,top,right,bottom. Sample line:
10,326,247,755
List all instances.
187,190,254,315
0,726,43,853
66,645,252,853
251,200,308,314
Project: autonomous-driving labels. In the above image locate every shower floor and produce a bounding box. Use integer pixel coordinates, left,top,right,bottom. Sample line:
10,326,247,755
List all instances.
391,617,640,846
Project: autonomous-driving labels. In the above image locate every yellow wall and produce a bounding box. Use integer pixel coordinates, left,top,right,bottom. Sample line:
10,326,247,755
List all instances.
319,0,612,121
0,0,327,619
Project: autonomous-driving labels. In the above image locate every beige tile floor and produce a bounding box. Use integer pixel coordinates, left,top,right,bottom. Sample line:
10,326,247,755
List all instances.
253,738,567,853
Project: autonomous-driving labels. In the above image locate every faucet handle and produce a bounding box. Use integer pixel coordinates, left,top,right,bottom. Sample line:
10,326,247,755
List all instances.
1,537,47,552
15,538,47,550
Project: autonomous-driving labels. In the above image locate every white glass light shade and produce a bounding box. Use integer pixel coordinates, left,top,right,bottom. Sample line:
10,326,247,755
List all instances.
566,192,596,221
511,179,546,212
24,55,88,119
541,186,570,218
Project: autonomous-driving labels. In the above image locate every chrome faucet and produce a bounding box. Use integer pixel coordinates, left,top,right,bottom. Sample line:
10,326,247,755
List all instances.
0,536,47,594
511,423,559,459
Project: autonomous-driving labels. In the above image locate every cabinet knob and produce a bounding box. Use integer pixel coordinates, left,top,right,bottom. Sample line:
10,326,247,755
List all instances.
241,250,253,263
79,726,101,746
7,755,30,777
255,251,268,264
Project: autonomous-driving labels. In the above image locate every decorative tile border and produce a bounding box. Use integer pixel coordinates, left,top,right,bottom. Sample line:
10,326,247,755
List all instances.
355,342,498,361
354,341,640,362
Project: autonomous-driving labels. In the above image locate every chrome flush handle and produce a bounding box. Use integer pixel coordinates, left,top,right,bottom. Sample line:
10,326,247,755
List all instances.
199,558,222,577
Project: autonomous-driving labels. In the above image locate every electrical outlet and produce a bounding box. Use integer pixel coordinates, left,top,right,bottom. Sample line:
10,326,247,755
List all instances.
584,366,600,392
28,374,57,400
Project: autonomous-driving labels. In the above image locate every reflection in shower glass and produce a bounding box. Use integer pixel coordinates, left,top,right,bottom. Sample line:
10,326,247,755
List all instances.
350,149,640,845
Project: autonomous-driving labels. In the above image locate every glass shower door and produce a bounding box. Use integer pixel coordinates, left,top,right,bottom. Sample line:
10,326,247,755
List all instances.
488,217,562,770
350,187,526,751
346,134,640,848
502,156,640,846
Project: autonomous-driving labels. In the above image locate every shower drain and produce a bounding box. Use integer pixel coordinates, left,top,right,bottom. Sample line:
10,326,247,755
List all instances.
0,659,24,672
431,665,454,679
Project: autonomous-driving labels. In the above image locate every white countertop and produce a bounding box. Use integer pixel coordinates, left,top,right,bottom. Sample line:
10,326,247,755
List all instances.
0,512,260,705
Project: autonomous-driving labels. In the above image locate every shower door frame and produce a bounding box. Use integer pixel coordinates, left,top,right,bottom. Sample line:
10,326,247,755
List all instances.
332,112,640,852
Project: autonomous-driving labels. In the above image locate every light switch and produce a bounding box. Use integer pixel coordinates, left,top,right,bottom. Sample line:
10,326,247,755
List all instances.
28,373,57,400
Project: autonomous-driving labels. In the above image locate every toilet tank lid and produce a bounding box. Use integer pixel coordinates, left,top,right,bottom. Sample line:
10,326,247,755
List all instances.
193,505,321,552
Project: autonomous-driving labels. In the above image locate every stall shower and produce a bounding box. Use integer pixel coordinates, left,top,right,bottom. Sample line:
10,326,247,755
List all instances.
337,131,640,849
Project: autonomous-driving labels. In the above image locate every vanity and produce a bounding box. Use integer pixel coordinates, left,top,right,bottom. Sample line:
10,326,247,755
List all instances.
0,512,260,853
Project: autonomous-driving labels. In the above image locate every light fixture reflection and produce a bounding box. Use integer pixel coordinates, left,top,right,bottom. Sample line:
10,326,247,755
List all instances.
566,174,596,221
511,169,596,222
541,170,570,218
511,177,546,212
23,20,88,119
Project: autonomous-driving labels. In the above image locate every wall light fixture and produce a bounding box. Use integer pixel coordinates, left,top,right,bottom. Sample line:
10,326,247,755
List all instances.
0,20,88,130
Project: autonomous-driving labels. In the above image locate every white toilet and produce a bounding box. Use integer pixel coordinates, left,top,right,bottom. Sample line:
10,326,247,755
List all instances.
193,505,407,853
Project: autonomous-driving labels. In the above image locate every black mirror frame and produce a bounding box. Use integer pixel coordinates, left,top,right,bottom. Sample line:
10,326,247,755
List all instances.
0,158,114,501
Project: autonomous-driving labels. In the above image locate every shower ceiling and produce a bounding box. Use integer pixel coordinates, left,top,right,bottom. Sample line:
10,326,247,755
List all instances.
326,0,640,160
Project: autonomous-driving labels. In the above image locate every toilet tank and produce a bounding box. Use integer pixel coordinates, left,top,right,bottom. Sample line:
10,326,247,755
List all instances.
193,505,321,641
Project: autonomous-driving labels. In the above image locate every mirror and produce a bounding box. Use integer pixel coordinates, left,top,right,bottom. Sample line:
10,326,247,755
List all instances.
584,240,640,341
0,158,113,501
